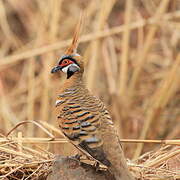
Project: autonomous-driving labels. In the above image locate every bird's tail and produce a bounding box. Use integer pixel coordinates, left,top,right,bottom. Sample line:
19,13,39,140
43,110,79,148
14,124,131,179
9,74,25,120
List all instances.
108,163,134,180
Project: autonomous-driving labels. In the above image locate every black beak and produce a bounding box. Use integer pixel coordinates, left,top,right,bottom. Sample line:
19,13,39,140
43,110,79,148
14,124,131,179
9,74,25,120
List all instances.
51,66,62,73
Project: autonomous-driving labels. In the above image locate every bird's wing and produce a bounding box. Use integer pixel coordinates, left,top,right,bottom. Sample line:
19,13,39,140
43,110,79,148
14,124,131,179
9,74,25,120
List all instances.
58,96,111,166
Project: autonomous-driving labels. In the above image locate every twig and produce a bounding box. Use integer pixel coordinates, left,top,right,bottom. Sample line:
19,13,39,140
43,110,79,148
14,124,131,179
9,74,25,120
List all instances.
6,120,55,139
0,137,179,145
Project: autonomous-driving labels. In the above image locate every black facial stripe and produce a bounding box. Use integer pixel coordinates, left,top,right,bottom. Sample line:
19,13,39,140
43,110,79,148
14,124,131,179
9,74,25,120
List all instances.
67,69,75,79
59,55,79,66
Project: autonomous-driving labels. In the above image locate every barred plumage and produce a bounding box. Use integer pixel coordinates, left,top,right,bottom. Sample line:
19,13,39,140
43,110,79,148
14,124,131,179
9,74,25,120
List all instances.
51,17,134,180
55,82,112,166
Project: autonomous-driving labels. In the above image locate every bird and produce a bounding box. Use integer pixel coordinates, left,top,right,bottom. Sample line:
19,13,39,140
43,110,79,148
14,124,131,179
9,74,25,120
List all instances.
51,17,134,180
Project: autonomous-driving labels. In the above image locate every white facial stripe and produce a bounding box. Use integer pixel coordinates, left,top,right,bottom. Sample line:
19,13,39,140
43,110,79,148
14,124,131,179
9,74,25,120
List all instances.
61,63,80,73
62,64,71,73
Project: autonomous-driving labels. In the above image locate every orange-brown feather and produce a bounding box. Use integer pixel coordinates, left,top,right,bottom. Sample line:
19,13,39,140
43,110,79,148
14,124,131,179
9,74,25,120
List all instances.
65,13,83,55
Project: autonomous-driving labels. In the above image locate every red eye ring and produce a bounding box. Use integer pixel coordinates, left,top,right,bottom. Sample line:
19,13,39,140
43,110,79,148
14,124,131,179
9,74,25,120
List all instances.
59,59,73,67
62,60,68,64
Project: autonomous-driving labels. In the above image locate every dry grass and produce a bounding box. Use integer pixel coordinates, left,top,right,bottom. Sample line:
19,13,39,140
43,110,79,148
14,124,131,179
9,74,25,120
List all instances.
0,0,180,179
0,134,53,179
0,132,180,179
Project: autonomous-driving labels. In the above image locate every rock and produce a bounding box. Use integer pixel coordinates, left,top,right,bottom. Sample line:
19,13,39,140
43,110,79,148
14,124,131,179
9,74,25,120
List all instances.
47,156,114,180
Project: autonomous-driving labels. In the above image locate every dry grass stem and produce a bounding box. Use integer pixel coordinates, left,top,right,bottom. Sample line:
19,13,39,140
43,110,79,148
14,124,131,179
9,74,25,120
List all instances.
0,11,179,69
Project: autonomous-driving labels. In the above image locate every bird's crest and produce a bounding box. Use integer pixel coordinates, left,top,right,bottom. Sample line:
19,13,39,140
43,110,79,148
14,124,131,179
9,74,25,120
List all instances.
64,13,84,55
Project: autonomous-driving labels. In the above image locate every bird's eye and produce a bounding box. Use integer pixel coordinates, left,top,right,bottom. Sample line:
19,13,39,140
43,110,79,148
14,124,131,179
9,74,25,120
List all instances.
62,60,68,64
59,59,72,67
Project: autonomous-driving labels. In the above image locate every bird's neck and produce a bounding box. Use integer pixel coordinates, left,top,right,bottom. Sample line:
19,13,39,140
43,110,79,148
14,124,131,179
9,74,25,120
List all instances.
61,72,84,92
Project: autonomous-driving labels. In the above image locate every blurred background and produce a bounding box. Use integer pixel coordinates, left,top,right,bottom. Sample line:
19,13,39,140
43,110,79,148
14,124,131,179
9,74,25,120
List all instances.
0,0,179,160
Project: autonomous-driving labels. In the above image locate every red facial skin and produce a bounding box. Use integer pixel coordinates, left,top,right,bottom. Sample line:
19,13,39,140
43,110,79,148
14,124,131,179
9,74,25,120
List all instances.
59,59,74,68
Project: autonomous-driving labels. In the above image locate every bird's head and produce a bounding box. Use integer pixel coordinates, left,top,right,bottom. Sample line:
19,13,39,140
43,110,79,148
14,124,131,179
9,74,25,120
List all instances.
51,15,84,79
51,53,83,79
